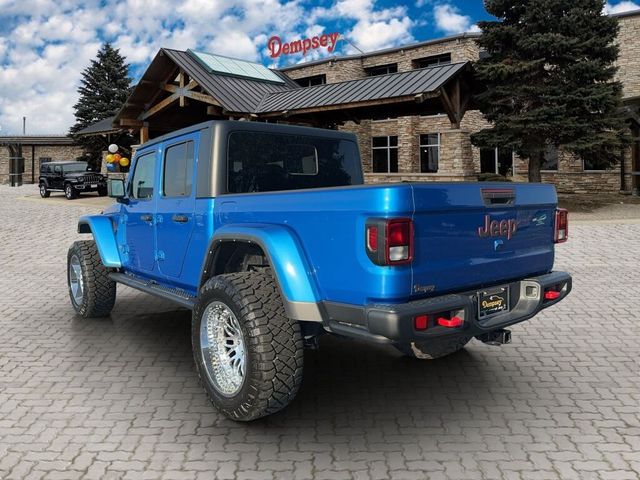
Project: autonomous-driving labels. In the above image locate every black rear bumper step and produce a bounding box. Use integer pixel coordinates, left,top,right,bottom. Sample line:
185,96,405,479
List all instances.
109,272,196,309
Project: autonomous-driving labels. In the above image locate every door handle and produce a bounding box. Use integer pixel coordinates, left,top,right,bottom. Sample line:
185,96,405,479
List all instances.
172,214,189,223
140,214,153,223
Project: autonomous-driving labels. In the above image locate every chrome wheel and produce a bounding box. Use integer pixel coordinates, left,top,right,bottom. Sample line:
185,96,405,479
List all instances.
200,301,246,396
39,184,46,196
68,254,84,305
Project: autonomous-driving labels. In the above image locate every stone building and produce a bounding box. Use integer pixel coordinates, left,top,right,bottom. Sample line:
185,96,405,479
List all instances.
101,9,640,195
281,10,640,194
0,136,84,185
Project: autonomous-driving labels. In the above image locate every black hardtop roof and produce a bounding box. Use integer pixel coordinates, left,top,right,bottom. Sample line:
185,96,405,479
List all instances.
136,120,357,151
44,161,88,165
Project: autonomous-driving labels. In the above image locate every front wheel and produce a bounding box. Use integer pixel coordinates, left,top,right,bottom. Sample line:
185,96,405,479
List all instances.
97,186,108,196
192,271,304,421
67,240,116,318
395,335,472,360
39,183,50,198
64,183,77,200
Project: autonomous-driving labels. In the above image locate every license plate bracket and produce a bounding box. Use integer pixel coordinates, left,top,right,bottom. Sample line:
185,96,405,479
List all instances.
478,286,510,319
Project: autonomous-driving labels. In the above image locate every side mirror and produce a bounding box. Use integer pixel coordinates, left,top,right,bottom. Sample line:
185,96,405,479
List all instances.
108,178,128,203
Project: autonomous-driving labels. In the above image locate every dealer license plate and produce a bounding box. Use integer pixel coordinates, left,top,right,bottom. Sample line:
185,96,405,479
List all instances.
91,184,97,188
478,286,510,319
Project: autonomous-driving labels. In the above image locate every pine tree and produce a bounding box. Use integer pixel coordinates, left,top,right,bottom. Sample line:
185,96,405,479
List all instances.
70,43,133,167
471,0,629,182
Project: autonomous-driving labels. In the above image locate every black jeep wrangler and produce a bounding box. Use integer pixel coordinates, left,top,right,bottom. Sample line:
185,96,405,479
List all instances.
39,161,107,200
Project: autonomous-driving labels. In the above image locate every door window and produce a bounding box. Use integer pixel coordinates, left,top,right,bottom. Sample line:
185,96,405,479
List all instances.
130,152,157,199
163,141,194,197
54,165,62,174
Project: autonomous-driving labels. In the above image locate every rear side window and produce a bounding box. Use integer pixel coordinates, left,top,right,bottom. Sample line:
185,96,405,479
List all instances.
130,152,156,199
227,131,362,194
163,141,194,197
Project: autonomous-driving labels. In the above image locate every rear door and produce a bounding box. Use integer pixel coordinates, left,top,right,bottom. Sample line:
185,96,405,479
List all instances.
155,133,198,279
124,150,158,274
410,183,557,297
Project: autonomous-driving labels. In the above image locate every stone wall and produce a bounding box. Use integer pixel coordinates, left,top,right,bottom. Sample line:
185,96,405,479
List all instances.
0,144,84,184
616,13,640,100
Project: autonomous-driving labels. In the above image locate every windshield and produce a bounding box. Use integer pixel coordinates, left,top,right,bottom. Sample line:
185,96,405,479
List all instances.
227,131,362,193
63,163,88,173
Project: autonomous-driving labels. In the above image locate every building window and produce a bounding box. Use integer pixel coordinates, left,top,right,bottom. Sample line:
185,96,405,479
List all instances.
582,152,610,171
294,74,326,87
419,133,440,173
413,53,451,69
541,145,559,170
480,148,513,176
365,63,398,76
372,136,398,173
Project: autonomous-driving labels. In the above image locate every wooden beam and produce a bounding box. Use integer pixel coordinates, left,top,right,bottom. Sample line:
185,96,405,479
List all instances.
140,93,179,120
139,126,149,144
183,90,222,107
439,87,459,129
119,118,144,127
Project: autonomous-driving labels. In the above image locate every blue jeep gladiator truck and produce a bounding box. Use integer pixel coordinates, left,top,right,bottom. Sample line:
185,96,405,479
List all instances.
67,120,571,421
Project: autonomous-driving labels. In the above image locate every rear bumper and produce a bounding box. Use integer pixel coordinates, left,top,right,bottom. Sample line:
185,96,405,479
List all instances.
322,271,572,344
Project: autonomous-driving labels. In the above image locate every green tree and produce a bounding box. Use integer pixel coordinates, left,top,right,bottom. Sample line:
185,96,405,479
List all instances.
70,43,133,168
471,0,628,182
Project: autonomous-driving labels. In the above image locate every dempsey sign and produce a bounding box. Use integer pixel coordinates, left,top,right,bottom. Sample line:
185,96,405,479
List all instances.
268,32,340,58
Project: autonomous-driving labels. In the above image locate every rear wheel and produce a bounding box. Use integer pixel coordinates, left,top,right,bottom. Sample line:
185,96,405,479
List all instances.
192,271,304,421
64,183,78,200
395,335,472,360
67,240,116,318
39,183,50,198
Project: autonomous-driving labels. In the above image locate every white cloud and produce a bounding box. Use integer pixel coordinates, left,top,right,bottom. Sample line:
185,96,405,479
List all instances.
0,0,419,134
433,3,478,35
604,1,640,14
311,0,414,53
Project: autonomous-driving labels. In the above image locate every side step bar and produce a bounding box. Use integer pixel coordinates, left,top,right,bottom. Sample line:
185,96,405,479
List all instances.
109,272,196,309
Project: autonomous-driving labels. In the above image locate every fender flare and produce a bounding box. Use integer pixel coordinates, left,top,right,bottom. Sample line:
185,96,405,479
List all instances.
77,215,122,268
201,223,323,322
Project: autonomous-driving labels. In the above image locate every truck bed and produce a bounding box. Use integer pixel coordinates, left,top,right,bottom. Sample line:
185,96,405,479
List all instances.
215,182,558,306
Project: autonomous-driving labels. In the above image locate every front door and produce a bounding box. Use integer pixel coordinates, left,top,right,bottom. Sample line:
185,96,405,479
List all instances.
124,149,158,275
155,134,198,280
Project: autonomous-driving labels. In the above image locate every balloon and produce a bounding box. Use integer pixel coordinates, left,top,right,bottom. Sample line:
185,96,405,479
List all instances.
114,153,122,162
106,162,116,171
119,157,130,167
105,154,114,163
108,144,118,154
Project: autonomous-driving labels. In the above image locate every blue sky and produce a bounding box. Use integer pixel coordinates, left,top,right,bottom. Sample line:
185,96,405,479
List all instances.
0,0,638,134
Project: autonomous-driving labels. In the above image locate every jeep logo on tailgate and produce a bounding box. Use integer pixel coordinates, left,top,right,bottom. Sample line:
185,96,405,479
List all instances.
477,215,518,240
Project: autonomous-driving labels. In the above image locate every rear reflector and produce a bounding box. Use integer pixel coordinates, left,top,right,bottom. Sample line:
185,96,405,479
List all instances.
414,315,428,330
437,316,463,328
366,225,378,252
554,209,568,243
544,290,561,300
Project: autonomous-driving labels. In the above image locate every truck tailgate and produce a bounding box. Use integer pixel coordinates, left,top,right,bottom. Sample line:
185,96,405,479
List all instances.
410,183,557,296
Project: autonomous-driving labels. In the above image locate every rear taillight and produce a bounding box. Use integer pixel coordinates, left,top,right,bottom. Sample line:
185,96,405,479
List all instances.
366,218,413,265
554,208,568,243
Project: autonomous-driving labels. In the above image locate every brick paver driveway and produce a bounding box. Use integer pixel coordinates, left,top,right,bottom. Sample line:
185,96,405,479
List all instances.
1,185,639,480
